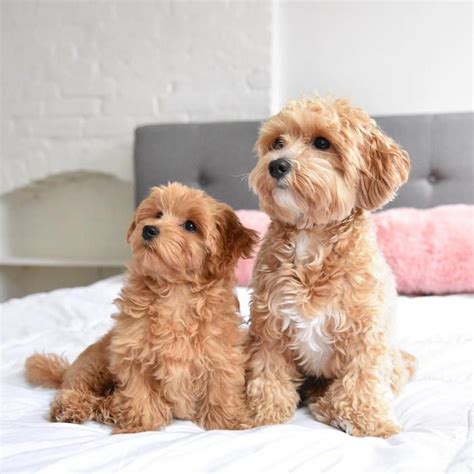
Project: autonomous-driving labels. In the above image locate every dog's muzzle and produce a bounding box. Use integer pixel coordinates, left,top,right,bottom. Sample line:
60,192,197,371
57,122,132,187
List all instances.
142,225,159,241
269,158,291,180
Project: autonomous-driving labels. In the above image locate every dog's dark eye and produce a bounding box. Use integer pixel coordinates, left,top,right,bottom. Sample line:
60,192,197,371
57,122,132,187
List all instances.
272,137,285,150
313,137,331,150
183,220,197,232
156,211,163,219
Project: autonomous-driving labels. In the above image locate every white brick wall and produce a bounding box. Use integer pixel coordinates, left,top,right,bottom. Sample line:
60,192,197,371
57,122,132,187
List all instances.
1,0,272,194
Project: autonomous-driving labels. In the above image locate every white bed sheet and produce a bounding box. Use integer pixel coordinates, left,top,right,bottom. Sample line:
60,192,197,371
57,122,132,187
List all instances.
1,275,473,473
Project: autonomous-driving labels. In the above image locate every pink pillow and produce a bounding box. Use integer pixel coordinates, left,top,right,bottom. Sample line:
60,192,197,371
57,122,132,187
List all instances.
236,205,474,295
373,205,474,295
235,210,270,286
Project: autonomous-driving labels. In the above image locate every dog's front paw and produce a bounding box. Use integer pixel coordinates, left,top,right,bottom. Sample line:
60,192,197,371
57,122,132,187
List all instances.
111,417,168,434
200,417,250,431
247,377,299,426
196,403,252,431
111,403,168,434
344,419,402,438
112,424,150,434
309,396,401,438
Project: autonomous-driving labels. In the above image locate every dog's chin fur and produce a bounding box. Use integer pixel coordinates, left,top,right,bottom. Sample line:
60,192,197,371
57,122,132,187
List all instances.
246,96,416,438
129,239,205,283
25,183,258,433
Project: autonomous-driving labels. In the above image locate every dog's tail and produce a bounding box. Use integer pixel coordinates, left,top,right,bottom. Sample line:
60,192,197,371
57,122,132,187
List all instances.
25,353,70,389
400,350,417,381
391,349,417,396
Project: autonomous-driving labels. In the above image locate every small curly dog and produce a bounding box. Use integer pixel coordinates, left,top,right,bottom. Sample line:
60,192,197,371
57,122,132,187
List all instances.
26,182,257,433
246,96,416,438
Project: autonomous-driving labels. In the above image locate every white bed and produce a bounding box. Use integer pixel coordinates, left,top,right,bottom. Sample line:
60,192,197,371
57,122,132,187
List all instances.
1,275,473,473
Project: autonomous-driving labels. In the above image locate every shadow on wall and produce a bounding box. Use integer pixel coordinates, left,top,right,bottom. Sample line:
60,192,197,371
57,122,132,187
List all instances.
0,171,134,301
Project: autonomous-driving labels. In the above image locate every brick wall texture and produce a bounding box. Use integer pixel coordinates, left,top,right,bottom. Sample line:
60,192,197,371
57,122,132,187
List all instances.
1,1,272,194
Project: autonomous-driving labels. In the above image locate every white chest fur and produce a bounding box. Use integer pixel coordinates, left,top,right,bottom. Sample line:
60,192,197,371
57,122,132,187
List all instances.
281,309,337,378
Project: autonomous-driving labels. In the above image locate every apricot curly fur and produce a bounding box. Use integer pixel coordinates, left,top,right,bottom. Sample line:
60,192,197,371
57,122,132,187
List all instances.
25,353,70,389
25,183,258,433
246,96,416,438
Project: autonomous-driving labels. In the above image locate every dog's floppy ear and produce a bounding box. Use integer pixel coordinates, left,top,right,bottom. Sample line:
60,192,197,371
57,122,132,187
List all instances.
209,204,258,277
126,219,137,243
357,125,410,211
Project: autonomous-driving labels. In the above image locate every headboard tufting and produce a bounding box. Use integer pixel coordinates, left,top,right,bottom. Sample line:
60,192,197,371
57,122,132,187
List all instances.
134,112,473,209
134,121,260,209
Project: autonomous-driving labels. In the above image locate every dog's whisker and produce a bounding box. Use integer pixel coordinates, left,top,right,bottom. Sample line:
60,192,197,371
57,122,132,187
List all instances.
232,173,251,182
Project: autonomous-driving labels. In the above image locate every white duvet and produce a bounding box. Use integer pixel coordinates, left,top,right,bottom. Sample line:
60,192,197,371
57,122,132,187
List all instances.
1,275,473,473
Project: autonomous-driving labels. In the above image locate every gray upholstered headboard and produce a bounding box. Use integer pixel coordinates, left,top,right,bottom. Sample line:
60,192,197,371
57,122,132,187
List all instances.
134,113,473,209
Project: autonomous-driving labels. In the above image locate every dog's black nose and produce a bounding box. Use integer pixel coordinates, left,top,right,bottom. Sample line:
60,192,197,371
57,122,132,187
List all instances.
269,158,291,180
142,225,159,241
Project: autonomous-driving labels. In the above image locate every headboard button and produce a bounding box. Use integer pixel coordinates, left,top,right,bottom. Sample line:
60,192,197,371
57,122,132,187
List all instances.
198,172,210,187
428,171,441,184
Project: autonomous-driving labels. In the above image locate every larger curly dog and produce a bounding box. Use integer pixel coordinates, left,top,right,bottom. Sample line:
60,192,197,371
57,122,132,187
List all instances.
26,183,257,433
246,96,416,438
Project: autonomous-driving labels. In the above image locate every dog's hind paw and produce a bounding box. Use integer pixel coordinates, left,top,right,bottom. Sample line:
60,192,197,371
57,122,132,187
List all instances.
49,390,94,424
